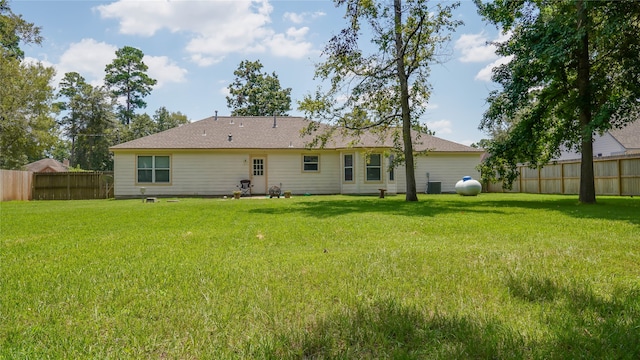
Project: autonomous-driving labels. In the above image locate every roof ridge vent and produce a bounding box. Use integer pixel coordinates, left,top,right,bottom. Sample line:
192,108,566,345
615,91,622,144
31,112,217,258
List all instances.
214,110,218,121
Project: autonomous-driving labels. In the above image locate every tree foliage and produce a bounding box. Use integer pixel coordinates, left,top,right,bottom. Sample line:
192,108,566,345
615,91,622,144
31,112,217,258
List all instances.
226,60,292,116
119,113,155,143
57,72,90,167
153,106,188,132
57,72,117,170
475,0,640,204
0,0,41,60
117,107,189,143
104,46,157,125
298,0,461,201
73,85,117,171
0,0,57,169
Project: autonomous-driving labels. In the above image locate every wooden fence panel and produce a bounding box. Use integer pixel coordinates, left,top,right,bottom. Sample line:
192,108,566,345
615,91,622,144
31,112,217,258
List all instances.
563,179,580,194
621,158,640,195
0,170,32,201
563,163,580,178
32,172,114,200
541,179,562,194
485,155,640,196
540,164,562,194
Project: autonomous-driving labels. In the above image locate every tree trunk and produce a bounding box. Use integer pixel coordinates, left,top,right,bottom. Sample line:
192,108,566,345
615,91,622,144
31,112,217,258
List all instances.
576,0,596,204
394,0,418,201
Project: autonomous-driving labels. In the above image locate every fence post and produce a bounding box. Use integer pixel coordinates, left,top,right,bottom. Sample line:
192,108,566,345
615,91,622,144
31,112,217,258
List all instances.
616,158,621,196
538,167,541,193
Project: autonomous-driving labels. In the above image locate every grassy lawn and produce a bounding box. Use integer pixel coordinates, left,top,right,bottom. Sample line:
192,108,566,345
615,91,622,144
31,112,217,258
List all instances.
1,193,639,359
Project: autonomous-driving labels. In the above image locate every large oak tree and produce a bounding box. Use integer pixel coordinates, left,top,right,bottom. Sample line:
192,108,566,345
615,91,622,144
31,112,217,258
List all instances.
476,0,640,204
299,0,461,201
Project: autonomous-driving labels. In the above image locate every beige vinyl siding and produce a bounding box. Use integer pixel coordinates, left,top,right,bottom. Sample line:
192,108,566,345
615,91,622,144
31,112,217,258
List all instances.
114,150,252,197
340,151,360,194
396,153,482,193
354,152,391,194
267,150,341,194
114,149,342,198
171,152,248,195
338,151,398,195
114,149,482,197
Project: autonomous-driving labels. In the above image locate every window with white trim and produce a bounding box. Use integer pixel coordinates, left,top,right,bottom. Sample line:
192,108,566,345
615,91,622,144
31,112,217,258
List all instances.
343,154,354,182
388,155,395,182
303,155,319,172
253,158,264,176
137,155,170,183
366,154,382,181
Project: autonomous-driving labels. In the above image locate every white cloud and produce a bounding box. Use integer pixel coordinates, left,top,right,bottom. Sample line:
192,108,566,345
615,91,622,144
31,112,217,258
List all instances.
56,38,118,86
266,27,313,58
143,55,188,88
475,55,513,82
23,57,54,68
189,54,219,67
97,0,315,65
283,12,305,24
455,31,514,82
455,32,497,63
455,31,511,63
426,119,453,135
283,11,326,24
43,39,186,90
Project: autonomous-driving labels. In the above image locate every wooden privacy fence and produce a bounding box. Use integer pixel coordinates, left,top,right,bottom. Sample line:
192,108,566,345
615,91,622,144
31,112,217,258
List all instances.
486,155,640,196
31,172,114,200
1,170,32,201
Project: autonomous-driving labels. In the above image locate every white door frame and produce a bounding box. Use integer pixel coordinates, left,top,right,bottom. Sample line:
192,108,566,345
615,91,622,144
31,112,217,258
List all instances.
250,155,267,194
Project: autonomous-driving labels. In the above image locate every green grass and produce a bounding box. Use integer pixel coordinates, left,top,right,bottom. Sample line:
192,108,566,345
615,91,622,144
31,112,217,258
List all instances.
1,193,639,359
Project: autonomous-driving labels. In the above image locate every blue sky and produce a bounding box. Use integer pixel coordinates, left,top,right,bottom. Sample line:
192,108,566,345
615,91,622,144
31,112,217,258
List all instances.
13,0,508,146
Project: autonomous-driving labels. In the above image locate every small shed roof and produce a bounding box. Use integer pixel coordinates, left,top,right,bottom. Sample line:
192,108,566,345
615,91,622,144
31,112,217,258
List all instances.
25,158,68,172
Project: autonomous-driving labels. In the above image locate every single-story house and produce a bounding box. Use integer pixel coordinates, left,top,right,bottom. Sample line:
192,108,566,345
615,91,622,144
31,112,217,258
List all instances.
555,120,640,160
25,158,69,172
109,116,483,198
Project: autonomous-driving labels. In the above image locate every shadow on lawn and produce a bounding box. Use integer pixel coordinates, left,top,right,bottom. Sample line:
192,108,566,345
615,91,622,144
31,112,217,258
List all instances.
504,271,640,359
475,196,640,226
248,197,509,219
250,276,640,359
248,195,640,226
250,297,529,359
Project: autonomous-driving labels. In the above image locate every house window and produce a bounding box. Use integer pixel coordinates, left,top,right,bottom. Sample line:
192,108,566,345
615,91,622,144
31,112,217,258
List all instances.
253,158,264,176
366,154,382,181
137,155,170,183
388,155,395,182
303,155,319,172
344,154,354,182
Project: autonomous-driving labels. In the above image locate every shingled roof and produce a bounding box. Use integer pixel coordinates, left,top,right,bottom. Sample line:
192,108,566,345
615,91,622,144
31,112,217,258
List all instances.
609,119,640,152
25,158,69,172
110,116,482,153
